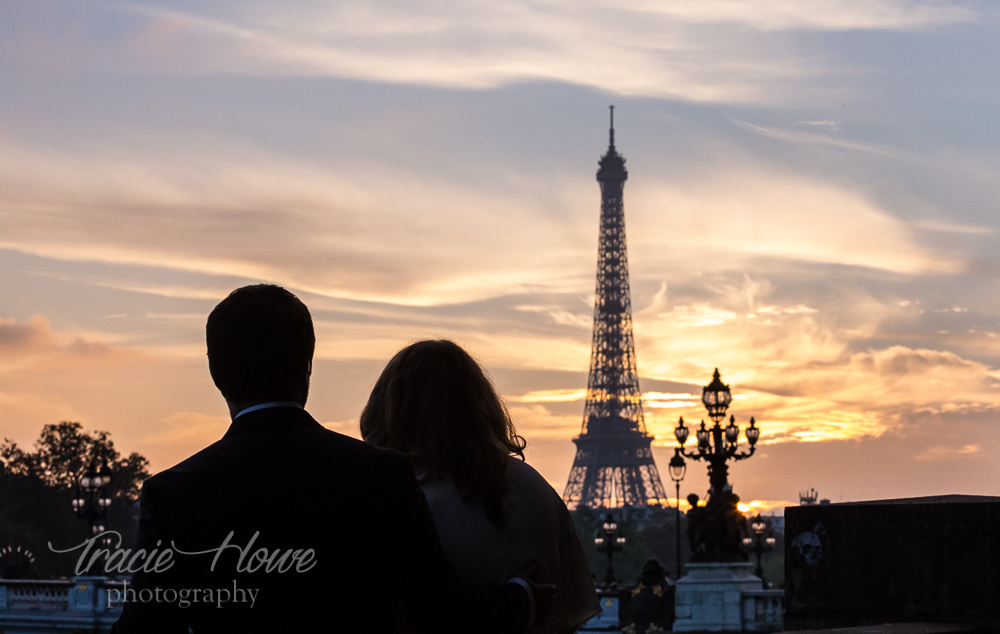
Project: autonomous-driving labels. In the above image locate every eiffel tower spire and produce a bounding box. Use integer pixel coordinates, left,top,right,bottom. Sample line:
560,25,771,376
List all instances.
563,109,668,510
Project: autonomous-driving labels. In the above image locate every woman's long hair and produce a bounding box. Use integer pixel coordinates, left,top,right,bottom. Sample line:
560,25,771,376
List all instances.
360,339,526,527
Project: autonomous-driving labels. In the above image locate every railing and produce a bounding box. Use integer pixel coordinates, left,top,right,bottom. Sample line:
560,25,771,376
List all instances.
0,579,74,609
742,589,784,632
0,577,123,634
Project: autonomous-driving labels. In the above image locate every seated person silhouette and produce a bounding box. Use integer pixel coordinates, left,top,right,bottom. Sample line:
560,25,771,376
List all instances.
111,285,538,633
360,339,599,634
626,559,674,634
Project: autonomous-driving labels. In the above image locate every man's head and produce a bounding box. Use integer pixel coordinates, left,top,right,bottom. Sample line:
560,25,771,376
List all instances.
206,284,315,406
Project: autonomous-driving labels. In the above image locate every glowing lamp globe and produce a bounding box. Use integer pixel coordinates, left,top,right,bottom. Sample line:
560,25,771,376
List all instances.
675,417,690,446
701,368,732,422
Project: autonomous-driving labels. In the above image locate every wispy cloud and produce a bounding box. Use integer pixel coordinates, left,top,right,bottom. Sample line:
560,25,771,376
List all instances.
733,119,894,155
914,220,996,235
0,126,964,329
915,443,981,462
617,0,975,31
141,410,229,449
0,135,595,305
508,404,582,439
5,0,974,105
509,388,587,403
0,315,140,372
629,170,962,275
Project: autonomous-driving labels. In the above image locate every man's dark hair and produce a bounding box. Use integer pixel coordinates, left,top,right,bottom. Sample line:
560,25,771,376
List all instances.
206,284,315,404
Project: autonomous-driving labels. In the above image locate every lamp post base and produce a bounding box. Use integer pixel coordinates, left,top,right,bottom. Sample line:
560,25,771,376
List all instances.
673,562,762,632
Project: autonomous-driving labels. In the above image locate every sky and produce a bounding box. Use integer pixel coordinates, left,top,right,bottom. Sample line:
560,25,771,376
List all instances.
2,0,999,513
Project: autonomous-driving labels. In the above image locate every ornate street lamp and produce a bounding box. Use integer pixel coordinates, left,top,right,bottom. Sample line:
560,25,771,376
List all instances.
594,513,626,587
73,461,113,544
668,449,686,581
674,368,761,561
674,369,759,506
741,514,776,586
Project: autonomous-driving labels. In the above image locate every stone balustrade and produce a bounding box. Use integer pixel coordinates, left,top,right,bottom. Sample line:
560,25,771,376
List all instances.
0,573,784,633
0,576,123,634
742,589,784,632
0,579,74,610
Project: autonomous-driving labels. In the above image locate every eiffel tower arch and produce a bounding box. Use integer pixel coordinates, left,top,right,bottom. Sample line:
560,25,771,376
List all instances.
563,107,669,511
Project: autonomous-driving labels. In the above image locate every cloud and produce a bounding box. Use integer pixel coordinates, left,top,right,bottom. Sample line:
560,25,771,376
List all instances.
509,388,587,403
643,392,699,409
111,1,796,103
0,134,597,307
0,124,964,331
733,120,894,156
838,346,999,411
915,443,981,462
630,170,961,275
914,220,996,235
0,315,138,372
141,410,229,448
0,315,52,351
0,312,225,466
508,404,582,439
3,0,976,105
624,271,1000,449
618,0,975,31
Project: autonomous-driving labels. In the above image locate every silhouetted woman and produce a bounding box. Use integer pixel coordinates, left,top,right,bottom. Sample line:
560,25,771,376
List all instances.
361,339,599,634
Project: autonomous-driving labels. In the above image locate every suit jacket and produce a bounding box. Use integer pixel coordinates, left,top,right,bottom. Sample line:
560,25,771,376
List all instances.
111,406,530,633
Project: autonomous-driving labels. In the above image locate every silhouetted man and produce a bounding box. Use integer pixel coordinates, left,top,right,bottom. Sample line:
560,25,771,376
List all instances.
111,284,534,633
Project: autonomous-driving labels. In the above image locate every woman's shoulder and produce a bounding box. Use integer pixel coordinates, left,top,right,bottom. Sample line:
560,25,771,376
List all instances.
506,456,555,491
504,456,570,517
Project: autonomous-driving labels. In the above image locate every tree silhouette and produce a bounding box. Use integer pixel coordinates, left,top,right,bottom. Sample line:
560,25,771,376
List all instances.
0,422,150,578
1,421,149,502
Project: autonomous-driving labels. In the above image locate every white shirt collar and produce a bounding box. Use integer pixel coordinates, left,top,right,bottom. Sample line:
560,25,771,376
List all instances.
234,401,304,419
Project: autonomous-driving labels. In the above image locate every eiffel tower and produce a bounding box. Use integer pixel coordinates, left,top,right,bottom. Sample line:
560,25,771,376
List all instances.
563,107,668,510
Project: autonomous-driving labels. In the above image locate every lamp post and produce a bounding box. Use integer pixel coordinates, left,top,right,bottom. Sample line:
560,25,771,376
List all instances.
668,448,686,581
674,368,759,506
594,513,626,587
72,461,113,543
673,369,761,561
741,514,776,586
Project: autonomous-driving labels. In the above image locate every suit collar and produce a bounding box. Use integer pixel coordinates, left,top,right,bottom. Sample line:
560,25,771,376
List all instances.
223,405,322,438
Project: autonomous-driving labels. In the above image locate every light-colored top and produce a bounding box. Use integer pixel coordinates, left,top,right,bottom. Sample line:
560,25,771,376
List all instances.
420,458,601,633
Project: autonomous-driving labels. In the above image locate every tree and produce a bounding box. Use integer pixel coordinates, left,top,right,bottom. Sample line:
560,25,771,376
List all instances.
1,421,149,502
0,422,151,578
